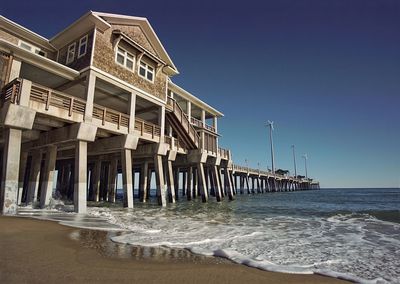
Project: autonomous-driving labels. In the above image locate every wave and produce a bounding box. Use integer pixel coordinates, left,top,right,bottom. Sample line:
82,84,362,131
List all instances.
17,204,399,283
85,208,399,284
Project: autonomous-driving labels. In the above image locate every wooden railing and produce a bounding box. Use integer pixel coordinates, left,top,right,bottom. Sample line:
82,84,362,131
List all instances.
218,147,230,160
232,164,294,179
92,104,129,129
204,132,217,154
190,116,216,133
30,83,86,116
166,96,200,147
1,78,21,106
134,117,161,138
0,79,162,141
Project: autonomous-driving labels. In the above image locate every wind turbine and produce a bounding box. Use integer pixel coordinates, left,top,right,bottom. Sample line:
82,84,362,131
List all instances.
302,154,308,179
266,120,275,175
291,145,297,178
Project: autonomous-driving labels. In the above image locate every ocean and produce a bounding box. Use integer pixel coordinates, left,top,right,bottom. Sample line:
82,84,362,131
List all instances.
19,188,400,283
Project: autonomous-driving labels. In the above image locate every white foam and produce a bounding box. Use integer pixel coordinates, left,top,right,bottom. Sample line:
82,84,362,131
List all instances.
86,207,399,283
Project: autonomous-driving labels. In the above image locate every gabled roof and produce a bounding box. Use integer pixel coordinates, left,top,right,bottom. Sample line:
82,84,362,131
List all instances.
50,11,178,76
93,11,178,76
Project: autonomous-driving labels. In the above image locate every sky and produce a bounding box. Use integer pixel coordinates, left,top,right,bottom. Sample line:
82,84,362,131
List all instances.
2,0,399,188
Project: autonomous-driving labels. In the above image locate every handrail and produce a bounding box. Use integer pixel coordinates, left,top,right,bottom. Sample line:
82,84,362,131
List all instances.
27,80,161,140
190,116,216,133
1,78,22,106
232,164,298,180
167,96,200,147
30,82,86,116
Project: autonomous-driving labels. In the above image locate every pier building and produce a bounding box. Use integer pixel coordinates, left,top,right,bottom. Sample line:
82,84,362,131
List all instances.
0,12,318,215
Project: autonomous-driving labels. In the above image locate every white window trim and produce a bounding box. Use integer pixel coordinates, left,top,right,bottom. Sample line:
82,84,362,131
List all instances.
18,40,47,57
139,60,155,83
115,46,135,72
77,35,88,59
66,42,76,65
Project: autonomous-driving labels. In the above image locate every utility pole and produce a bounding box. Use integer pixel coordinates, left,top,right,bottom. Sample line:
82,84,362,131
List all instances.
302,154,308,179
291,145,297,178
266,121,275,174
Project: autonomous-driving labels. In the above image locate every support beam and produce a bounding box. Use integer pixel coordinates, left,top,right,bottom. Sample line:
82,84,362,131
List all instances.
166,160,176,203
197,163,208,203
121,149,134,208
139,161,149,202
74,141,87,213
107,158,118,203
154,155,166,206
17,151,28,205
26,151,42,205
91,160,102,202
39,145,57,208
0,128,22,214
186,167,192,201
84,71,96,122
224,168,234,200
213,166,222,202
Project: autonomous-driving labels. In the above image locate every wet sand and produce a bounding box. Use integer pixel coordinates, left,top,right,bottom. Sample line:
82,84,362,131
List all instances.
0,216,349,283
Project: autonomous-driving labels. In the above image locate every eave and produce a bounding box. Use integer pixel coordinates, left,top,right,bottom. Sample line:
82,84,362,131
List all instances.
50,11,110,49
0,39,80,80
0,15,55,52
168,80,224,118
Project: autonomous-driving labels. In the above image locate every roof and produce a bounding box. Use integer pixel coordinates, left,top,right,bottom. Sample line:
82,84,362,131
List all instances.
0,15,55,51
168,80,224,118
93,11,178,76
50,11,179,76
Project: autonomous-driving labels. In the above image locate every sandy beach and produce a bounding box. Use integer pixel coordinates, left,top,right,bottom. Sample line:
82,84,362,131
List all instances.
0,216,349,284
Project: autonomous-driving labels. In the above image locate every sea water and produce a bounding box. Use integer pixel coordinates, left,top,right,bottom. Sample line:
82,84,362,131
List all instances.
20,188,400,283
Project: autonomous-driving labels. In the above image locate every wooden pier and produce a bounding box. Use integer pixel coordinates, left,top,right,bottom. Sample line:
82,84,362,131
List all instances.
0,12,319,215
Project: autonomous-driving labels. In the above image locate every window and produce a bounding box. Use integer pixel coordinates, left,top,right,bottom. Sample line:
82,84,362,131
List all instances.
115,47,135,71
139,61,154,82
66,43,76,64
18,40,46,57
77,35,88,58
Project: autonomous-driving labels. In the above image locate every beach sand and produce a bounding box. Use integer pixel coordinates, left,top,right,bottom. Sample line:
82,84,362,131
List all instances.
0,216,348,283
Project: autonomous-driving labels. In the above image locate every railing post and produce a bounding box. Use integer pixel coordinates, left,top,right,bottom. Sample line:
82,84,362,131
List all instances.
102,108,106,125
141,121,144,136
11,83,16,104
45,90,51,110
118,113,121,130
69,98,74,116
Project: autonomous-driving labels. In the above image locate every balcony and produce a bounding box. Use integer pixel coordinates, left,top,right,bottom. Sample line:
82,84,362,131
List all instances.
2,78,162,143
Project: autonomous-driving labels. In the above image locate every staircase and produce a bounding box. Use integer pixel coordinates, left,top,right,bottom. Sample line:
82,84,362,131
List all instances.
166,97,199,149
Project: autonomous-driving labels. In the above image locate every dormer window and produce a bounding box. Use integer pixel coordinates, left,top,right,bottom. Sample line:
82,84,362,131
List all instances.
66,42,76,64
139,61,154,82
78,35,88,58
116,47,135,71
18,40,46,57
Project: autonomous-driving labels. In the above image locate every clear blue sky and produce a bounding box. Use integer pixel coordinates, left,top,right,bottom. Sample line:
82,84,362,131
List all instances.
2,0,399,188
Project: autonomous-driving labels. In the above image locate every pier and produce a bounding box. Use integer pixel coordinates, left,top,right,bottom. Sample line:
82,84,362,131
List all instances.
0,12,318,215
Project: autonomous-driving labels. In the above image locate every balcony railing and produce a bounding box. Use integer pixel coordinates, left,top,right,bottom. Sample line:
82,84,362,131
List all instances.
2,78,162,141
30,83,86,116
190,116,216,133
218,147,230,160
166,96,200,147
1,78,21,106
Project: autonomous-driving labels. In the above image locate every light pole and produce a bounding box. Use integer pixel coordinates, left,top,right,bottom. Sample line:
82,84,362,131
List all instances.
266,120,275,175
302,154,308,180
291,145,297,178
